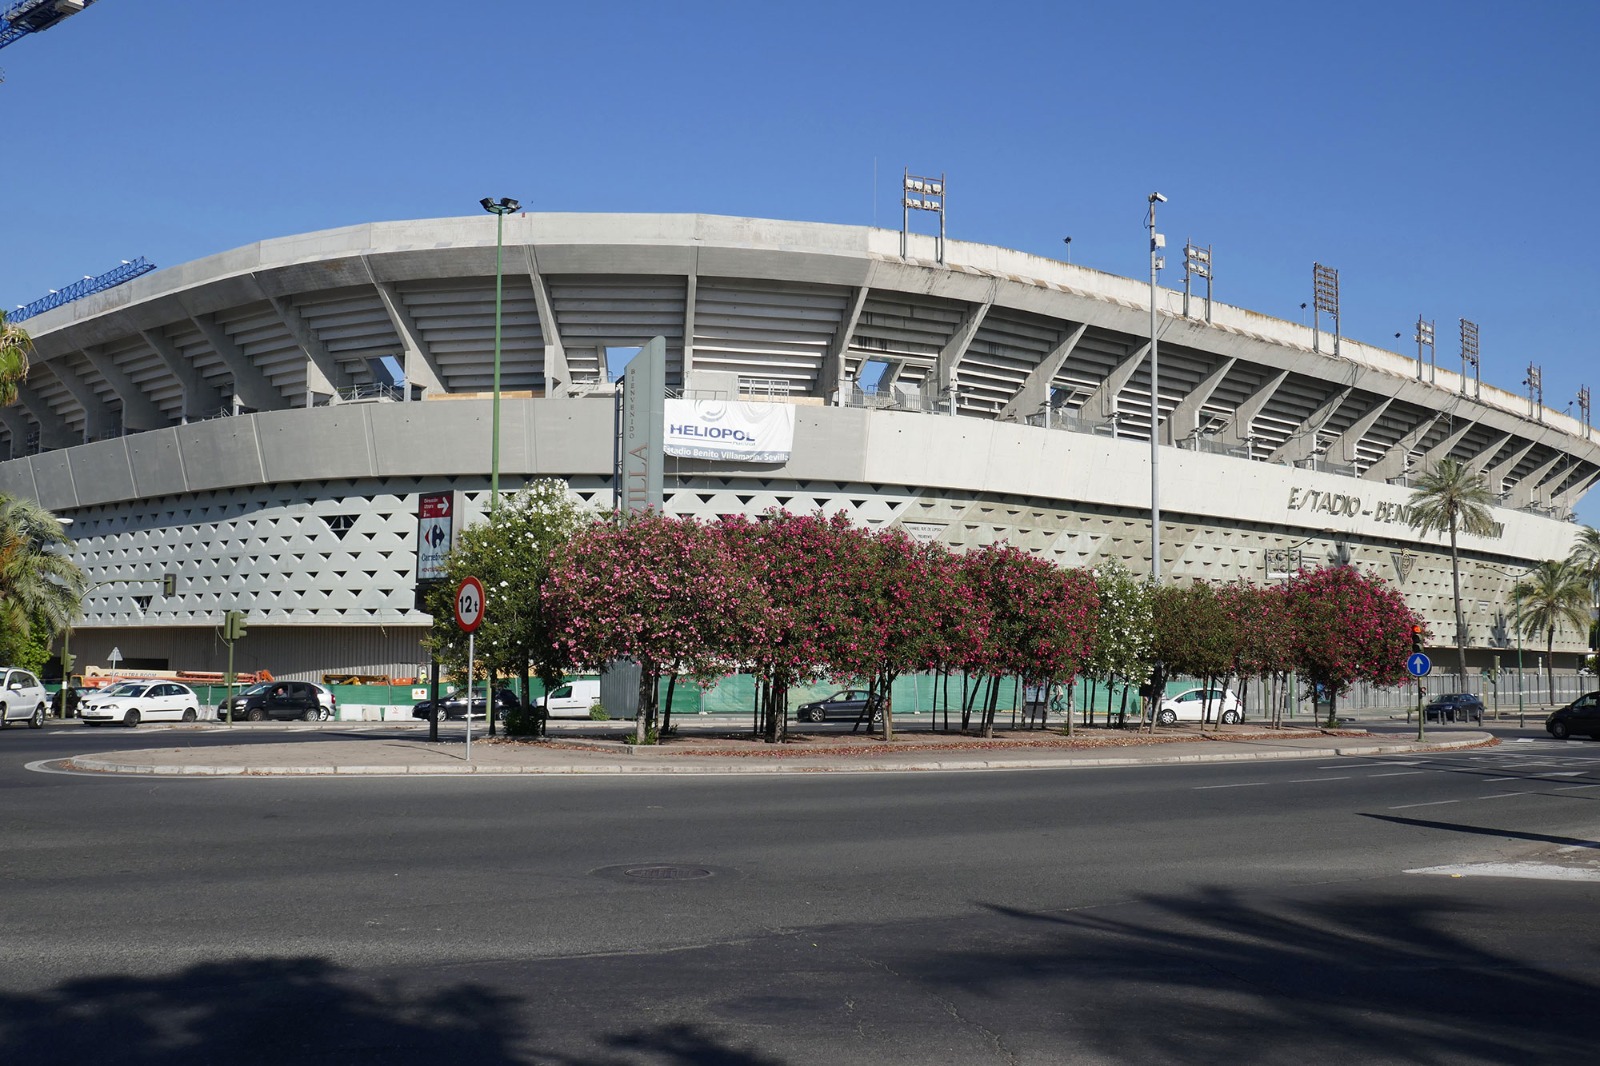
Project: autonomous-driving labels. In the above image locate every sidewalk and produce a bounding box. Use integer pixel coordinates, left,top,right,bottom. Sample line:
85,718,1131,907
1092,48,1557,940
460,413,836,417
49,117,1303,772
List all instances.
57,722,1498,777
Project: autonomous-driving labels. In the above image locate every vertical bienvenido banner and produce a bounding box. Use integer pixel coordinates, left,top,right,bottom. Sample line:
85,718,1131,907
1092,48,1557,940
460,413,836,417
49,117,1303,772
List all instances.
621,335,665,516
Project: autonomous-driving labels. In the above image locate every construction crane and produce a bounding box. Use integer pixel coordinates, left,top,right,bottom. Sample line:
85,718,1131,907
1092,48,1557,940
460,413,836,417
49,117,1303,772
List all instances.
0,0,101,53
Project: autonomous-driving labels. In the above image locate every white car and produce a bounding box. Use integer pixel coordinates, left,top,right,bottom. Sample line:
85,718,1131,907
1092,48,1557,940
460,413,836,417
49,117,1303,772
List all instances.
1155,687,1242,726
80,681,204,727
536,679,602,719
0,667,48,729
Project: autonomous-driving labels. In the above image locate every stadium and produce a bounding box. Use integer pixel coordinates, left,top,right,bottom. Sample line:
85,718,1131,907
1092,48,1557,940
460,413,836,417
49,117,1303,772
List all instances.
1,213,1595,681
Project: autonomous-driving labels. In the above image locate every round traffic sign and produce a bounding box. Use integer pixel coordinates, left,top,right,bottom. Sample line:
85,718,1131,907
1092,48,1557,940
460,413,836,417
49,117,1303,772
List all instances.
454,576,485,633
1406,652,1431,678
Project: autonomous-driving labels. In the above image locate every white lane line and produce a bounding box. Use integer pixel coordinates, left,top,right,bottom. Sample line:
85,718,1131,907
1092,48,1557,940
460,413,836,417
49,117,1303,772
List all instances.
1389,799,1460,810
1479,792,1531,800
1316,765,1345,770
1483,777,1518,782
1408,862,1600,882
1544,772,1587,777
1368,771,1427,777
1193,782,1270,790
1288,776,1349,783
1554,784,1599,791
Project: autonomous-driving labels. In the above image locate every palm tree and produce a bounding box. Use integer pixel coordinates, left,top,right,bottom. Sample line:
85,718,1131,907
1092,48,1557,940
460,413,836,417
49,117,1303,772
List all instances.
0,310,31,407
1408,458,1497,684
0,493,84,654
1569,525,1600,668
1511,559,1592,700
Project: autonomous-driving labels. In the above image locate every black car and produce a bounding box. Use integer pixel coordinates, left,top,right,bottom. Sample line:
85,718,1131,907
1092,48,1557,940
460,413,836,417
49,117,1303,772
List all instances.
51,685,90,718
217,680,330,722
1545,691,1600,740
412,688,521,721
1423,693,1485,724
795,689,883,723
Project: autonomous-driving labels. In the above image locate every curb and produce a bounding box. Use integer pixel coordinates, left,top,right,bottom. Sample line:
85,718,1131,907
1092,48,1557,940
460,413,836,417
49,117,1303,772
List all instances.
59,733,1496,778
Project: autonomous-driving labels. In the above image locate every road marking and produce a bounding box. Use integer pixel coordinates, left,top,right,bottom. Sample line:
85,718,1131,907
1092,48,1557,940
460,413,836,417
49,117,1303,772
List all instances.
1407,862,1600,882
1288,776,1349,783
1388,799,1459,809
1193,782,1269,790
1478,792,1530,800
1316,765,1345,770
1482,776,1518,782
1368,771,1426,777
1554,784,1599,791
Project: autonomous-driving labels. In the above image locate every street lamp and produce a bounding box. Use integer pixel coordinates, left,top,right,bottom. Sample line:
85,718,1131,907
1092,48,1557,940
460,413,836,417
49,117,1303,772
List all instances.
479,196,520,513
57,573,174,716
1147,192,1166,586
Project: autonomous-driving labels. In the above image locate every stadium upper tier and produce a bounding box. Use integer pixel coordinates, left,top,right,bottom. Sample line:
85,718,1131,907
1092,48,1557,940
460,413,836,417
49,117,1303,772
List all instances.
4,213,1595,517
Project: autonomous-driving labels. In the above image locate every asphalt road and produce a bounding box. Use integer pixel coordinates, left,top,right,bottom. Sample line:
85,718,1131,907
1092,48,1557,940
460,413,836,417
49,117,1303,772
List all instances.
2,722,1598,1064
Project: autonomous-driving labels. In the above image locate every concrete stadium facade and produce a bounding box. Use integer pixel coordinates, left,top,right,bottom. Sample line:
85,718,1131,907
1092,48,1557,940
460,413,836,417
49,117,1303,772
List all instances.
2,213,1595,680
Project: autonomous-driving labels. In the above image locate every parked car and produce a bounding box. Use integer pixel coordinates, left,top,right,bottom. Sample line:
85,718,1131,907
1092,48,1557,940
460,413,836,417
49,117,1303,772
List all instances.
218,680,335,722
1154,688,1242,726
0,667,48,729
1545,691,1600,740
412,688,521,721
81,681,204,727
1423,693,1485,724
52,684,91,718
796,689,883,723
533,679,602,719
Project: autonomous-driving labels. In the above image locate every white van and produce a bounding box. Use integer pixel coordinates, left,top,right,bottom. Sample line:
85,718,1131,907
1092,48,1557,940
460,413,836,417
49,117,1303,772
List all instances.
537,679,602,719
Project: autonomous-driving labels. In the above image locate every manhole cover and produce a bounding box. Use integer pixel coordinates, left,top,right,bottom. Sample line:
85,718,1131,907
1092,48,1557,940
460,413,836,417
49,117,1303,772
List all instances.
625,864,713,881
591,862,737,883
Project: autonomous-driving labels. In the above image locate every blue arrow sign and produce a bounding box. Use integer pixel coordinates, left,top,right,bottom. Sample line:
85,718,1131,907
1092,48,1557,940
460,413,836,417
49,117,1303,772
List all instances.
1406,652,1432,678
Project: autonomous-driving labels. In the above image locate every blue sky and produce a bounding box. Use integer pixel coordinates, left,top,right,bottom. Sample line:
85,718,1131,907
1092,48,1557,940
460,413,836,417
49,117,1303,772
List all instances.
3,0,1596,524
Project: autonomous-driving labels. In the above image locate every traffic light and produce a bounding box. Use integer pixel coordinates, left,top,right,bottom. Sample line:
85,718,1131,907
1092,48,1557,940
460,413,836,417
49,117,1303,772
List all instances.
61,652,76,672
1411,625,1424,653
162,573,176,596
224,610,248,641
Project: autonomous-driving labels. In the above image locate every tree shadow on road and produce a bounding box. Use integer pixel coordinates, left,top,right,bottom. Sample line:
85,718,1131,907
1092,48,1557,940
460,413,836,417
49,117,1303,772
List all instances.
939,882,1596,1064
0,956,786,1066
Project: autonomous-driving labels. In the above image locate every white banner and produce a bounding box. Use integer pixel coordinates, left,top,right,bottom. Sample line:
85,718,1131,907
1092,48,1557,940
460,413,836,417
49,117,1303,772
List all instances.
664,398,795,463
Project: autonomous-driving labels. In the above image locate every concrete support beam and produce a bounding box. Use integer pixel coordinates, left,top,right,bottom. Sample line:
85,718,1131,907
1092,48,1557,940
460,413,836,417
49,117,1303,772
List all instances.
12,384,76,450
80,346,167,432
1553,469,1600,512
265,294,352,406
1080,342,1152,428
1161,357,1236,444
1218,370,1289,450
1320,397,1391,465
820,286,870,402
1483,439,1537,495
1510,453,1565,508
999,322,1090,423
682,266,698,382
1420,420,1476,469
366,277,444,399
1363,414,1441,483
934,287,995,407
1269,387,1353,464
0,406,36,456
141,328,226,422
521,246,569,396
46,361,119,442
187,314,285,412
1464,432,1512,477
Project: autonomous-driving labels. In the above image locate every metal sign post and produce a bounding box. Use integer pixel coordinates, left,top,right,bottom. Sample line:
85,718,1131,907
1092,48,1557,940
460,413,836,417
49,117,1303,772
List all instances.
1407,652,1432,742
454,576,485,760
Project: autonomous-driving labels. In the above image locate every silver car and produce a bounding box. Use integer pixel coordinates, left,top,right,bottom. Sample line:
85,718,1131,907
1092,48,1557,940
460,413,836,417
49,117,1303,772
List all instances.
0,668,48,729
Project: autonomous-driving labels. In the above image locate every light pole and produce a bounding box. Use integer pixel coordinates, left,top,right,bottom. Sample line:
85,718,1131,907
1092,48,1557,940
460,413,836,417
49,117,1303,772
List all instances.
1148,192,1166,585
479,196,520,513
57,574,174,716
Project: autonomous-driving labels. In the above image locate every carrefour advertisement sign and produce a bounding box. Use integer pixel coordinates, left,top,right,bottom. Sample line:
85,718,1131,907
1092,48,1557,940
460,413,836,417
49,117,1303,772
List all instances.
663,398,795,463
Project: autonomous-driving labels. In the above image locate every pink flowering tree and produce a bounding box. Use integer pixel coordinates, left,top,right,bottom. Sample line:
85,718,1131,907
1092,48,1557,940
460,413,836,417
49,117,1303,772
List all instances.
1151,582,1240,729
1285,565,1419,725
542,514,757,744
960,544,1099,738
1222,582,1298,728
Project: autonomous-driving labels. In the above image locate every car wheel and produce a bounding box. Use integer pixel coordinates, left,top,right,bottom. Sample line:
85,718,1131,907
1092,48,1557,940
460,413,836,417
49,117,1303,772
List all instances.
123,709,141,728
319,707,333,721
0,703,8,728
302,707,320,722
1549,720,1570,739
1157,709,1178,726
182,709,197,723
29,704,45,729
1221,710,1240,725
870,709,884,724
246,708,267,723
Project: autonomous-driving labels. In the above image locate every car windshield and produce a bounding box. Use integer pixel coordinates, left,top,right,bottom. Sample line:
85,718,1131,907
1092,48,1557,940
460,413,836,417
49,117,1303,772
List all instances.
103,683,149,697
239,682,273,696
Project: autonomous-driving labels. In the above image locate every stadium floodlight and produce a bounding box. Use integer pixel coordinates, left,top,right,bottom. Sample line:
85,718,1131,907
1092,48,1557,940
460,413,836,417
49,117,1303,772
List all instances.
1312,263,1340,357
1580,385,1592,439
900,168,946,264
1460,319,1480,399
480,196,520,512
1182,240,1212,322
1148,192,1165,587
1414,317,1436,382
1524,363,1543,421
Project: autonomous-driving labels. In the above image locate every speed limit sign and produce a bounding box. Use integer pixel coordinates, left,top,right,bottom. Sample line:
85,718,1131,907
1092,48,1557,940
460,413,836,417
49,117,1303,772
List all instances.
454,576,485,633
